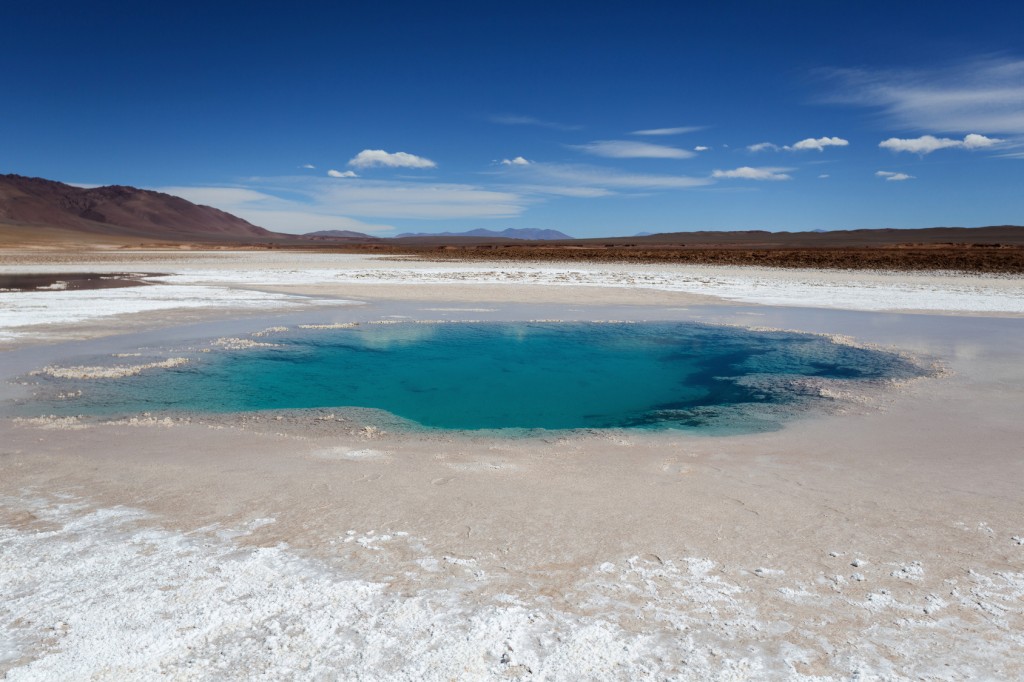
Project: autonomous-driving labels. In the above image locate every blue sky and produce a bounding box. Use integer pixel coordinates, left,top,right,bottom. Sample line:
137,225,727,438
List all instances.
3,1,1023,236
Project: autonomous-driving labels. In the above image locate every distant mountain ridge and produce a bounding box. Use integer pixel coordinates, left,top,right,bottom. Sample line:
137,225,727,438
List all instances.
395,228,574,240
303,229,377,239
0,174,274,240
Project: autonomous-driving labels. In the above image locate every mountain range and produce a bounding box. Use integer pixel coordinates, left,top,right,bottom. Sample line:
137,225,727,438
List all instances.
2,175,1022,252
303,229,377,240
394,228,574,240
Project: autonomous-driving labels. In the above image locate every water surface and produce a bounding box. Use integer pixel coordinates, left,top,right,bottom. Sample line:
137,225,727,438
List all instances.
23,322,925,432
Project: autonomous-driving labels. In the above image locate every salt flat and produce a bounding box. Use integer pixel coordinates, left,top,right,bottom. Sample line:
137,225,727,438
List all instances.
1,251,1022,348
1,250,1022,680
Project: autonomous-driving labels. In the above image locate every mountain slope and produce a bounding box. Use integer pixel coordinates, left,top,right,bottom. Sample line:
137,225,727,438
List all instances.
0,174,275,240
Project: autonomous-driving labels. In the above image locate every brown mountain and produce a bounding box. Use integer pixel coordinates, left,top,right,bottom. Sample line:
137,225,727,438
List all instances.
0,174,276,242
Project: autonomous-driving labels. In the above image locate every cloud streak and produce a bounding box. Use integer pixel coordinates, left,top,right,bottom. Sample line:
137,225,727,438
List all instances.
327,169,358,178
820,57,1024,133
158,184,394,233
511,163,711,190
879,133,1002,154
572,140,695,159
875,171,915,181
630,126,705,136
348,149,437,169
489,114,581,131
711,167,792,181
159,175,529,232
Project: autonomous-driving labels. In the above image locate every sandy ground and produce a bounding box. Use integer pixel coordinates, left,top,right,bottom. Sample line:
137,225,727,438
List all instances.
1,250,1023,680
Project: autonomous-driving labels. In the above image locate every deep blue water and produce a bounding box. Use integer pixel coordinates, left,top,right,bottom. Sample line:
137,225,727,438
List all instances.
24,322,924,432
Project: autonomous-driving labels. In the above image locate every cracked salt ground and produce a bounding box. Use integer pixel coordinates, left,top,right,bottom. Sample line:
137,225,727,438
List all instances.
3,496,1023,680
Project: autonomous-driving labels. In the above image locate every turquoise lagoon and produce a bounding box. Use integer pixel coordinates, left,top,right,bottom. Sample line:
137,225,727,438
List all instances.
27,322,925,432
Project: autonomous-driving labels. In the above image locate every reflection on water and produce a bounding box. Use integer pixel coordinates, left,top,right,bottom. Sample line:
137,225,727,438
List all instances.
0,272,158,292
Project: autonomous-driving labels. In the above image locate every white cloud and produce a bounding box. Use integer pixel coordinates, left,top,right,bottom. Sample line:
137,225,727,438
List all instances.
875,171,915,182
788,136,849,151
879,133,1002,154
962,133,1003,149
820,57,1024,133
749,137,849,152
348,149,437,169
490,114,580,131
327,169,358,178
818,174,830,179
572,140,695,159
711,167,792,181
500,156,531,166
694,146,709,152
630,126,704,136
300,164,316,169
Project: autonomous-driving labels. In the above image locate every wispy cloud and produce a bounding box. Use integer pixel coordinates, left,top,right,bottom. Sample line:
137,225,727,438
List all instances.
327,169,358,178
159,175,528,232
630,126,705,136
158,184,394,233
512,163,711,190
879,133,1002,154
311,180,521,219
500,156,531,166
348,149,437,169
748,137,849,152
820,56,1024,133
875,171,915,181
694,146,710,152
489,114,581,131
299,164,316,169
508,184,614,198
711,167,792,181
818,174,830,179
156,187,276,206
572,140,695,159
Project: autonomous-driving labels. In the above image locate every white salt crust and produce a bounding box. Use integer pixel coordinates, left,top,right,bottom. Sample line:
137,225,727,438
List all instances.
2,496,1022,680
153,262,1024,313
2,260,1022,344
0,285,347,341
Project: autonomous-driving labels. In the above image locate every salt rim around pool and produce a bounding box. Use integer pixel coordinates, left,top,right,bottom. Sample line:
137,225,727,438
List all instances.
11,320,934,436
